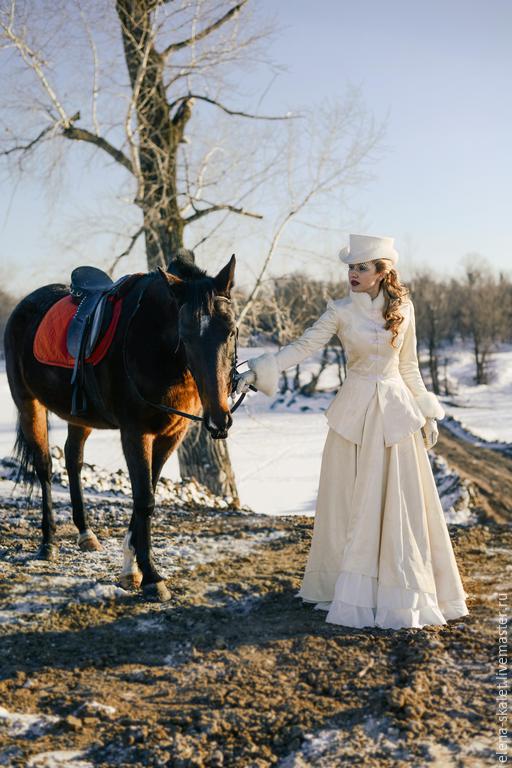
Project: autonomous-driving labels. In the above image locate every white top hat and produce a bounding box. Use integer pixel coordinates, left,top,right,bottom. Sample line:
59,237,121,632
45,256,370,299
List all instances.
338,234,399,266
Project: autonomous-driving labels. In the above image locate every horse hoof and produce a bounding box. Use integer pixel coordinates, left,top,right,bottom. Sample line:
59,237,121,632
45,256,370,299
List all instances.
78,530,103,552
36,543,57,561
143,581,171,603
119,572,143,591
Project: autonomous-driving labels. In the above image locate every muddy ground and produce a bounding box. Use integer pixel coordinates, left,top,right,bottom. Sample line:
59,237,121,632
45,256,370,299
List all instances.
0,425,510,767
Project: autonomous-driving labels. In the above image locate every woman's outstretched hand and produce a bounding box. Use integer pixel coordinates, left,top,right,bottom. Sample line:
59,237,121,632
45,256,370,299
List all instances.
422,418,439,449
235,369,257,395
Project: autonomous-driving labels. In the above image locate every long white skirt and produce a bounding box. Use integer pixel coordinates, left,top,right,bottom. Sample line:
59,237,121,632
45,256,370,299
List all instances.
296,393,469,630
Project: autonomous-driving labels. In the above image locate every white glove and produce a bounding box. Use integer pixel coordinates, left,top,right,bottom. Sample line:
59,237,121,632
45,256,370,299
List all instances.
422,418,438,449
235,369,256,395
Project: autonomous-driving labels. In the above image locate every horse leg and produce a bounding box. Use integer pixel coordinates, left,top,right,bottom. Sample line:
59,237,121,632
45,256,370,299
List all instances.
120,430,170,601
18,399,57,560
119,434,180,591
64,424,102,552
151,433,183,492
119,517,143,591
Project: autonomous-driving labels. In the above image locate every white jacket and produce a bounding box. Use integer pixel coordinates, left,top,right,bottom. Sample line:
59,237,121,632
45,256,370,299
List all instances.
247,288,445,447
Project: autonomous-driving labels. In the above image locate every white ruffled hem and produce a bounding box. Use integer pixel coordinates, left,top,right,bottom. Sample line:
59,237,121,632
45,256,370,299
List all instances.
298,570,468,630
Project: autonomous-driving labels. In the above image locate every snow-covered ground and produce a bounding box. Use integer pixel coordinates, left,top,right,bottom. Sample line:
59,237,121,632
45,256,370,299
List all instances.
0,350,332,517
438,343,512,445
0,341,509,518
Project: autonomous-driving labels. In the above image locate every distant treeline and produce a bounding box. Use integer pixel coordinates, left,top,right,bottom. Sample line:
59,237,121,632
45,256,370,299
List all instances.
2,267,510,395
235,265,512,394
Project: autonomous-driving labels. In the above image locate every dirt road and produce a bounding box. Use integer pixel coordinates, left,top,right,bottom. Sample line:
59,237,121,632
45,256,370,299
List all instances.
0,427,510,767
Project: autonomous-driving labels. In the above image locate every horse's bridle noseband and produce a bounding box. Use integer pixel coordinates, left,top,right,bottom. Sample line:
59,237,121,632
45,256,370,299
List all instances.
122,280,256,424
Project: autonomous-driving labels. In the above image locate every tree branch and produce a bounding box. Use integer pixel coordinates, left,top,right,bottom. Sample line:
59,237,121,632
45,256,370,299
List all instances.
169,93,294,122
1,14,70,126
1,7,132,175
108,225,144,275
185,202,262,224
0,124,54,157
61,124,133,174
237,210,295,328
162,1,248,56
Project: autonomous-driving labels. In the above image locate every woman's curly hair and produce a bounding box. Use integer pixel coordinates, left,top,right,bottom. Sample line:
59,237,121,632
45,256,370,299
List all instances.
374,258,410,348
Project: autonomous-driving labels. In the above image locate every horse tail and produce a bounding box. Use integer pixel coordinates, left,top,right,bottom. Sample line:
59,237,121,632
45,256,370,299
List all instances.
12,414,40,495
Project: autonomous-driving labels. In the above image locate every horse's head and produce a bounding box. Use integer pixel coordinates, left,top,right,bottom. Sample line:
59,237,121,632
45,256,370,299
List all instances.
158,255,237,439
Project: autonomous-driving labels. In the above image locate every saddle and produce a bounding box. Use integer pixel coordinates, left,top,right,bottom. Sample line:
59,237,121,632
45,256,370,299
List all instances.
34,267,144,425
67,267,129,359
65,267,128,422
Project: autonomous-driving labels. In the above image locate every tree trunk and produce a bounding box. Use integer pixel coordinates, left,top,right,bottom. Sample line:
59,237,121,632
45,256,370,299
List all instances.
335,346,347,386
426,306,440,394
442,357,451,396
116,0,240,502
300,346,329,396
473,335,485,385
178,421,240,508
428,342,440,394
293,364,301,392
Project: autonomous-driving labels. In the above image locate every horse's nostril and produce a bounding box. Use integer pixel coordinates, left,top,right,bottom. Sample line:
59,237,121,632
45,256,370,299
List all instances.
207,412,232,433
207,415,218,432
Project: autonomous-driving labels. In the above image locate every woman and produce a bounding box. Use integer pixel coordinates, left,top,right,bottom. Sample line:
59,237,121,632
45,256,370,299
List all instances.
236,234,469,630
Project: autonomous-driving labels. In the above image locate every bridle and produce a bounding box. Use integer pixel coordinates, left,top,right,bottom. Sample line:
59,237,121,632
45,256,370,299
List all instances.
122,277,256,423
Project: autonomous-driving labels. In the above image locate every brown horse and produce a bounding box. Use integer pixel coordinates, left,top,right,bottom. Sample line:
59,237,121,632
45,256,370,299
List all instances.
4,255,237,601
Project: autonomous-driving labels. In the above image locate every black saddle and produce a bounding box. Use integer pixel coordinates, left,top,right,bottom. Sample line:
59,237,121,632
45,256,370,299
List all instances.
67,267,127,360
67,266,136,423
70,265,115,295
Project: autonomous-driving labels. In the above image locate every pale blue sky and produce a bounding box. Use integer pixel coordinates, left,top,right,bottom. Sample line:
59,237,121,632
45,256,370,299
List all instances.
253,0,511,275
1,0,510,294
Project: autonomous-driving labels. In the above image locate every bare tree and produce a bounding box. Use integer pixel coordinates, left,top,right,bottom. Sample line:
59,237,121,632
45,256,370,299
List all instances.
237,98,383,327
245,272,344,397
0,0,380,500
0,1,275,267
410,272,452,394
0,0,278,501
458,255,505,385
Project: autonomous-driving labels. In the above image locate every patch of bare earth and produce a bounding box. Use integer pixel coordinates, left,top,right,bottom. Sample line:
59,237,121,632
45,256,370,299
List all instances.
0,428,509,766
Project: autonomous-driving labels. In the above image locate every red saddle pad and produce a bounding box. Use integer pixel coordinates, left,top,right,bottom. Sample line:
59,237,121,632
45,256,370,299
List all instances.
33,295,123,369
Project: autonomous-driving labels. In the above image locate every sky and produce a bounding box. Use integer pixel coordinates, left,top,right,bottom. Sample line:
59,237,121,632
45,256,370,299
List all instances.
254,0,512,277
0,0,511,295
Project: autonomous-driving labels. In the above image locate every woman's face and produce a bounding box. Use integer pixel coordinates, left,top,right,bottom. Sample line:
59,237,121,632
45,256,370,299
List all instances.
347,261,384,294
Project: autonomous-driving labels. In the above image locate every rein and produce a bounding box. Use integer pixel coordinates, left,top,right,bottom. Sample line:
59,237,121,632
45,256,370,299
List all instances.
122,276,255,423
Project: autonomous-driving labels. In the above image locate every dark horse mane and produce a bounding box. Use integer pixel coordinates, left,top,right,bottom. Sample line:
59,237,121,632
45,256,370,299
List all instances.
165,256,221,321
167,254,205,280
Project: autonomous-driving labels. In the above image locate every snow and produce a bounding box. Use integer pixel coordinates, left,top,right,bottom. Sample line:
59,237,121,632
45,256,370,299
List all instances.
277,716,414,766
0,573,130,626
26,751,93,768
0,528,286,629
0,340,509,520
76,701,116,716
437,343,512,445
429,454,477,525
0,706,60,737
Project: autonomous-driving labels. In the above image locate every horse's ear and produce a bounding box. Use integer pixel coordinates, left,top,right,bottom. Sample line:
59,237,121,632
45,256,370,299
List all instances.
157,266,185,302
213,254,236,294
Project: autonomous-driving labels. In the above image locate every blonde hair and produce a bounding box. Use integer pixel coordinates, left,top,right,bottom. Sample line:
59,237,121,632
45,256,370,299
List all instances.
373,259,410,348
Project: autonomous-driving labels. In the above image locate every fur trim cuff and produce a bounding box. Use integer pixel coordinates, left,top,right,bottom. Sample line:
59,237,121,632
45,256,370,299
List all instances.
247,353,280,397
415,391,445,420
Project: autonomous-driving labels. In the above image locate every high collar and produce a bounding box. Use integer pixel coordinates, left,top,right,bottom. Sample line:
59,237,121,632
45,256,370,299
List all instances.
349,287,385,314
